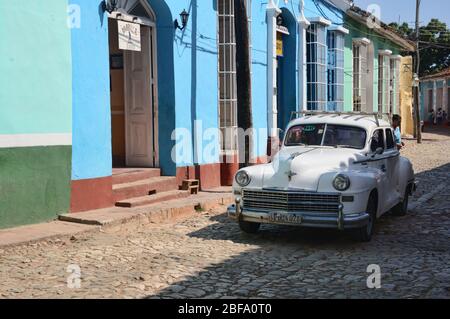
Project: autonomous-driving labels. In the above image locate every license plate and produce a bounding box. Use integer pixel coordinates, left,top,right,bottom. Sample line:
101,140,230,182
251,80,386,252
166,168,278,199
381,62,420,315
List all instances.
268,212,303,225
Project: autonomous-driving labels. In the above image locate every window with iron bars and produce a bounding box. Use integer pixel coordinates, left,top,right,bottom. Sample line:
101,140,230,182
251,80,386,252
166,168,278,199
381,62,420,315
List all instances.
327,31,344,111
353,42,367,112
217,0,251,152
218,0,237,151
306,23,327,111
378,54,390,113
389,58,400,115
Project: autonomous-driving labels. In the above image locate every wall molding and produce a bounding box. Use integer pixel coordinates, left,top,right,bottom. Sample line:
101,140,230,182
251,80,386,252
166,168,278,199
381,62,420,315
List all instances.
0,133,72,148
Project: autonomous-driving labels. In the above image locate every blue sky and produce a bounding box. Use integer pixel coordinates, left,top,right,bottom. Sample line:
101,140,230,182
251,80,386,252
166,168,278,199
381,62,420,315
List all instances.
354,0,450,26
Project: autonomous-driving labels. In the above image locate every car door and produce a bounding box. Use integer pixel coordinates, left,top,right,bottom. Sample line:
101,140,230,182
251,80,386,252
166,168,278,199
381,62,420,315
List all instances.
384,128,401,208
369,129,389,215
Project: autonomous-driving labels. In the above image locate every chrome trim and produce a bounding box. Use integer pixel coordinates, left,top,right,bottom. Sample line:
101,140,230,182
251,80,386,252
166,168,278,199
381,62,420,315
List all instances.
241,189,341,214
227,205,369,230
337,204,344,230
235,197,242,220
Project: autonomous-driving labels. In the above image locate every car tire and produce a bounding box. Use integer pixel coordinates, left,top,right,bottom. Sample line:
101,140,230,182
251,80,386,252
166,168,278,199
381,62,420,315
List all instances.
352,194,377,242
238,220,261,234
392,187,410,216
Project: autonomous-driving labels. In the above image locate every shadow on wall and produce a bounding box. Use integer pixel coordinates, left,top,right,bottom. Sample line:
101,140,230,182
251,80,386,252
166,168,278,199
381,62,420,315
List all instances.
98,1,105,26
148,0,218,174
147,0,176,176
277,8,298,133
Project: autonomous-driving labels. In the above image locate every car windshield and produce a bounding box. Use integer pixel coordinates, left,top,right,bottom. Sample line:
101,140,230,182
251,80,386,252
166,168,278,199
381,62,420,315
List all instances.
284,124,367,149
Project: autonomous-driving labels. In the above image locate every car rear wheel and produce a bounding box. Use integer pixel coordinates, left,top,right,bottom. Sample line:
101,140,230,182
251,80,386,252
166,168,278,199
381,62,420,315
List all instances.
352,194,377,242
392,187,410,216
238,220,261,234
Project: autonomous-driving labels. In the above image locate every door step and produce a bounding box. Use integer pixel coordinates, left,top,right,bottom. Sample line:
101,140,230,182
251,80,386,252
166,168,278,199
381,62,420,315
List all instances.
112,168,161,185
115,190,190,208
113,176,178,202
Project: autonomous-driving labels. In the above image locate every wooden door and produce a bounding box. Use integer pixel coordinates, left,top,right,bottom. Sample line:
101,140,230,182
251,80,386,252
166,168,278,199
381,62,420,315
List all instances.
124,26,154,167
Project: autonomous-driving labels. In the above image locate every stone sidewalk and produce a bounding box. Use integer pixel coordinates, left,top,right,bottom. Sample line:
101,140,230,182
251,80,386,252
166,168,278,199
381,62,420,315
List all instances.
0,128,449,299
0,187,233,248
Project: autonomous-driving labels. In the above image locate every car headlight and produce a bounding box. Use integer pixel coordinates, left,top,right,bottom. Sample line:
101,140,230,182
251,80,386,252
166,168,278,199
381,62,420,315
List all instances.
333,174,350,191
235,170,251,187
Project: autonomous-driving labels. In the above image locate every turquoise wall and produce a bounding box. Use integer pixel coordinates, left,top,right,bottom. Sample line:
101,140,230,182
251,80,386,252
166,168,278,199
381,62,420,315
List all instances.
0,0,72,228
344,16,402,113
420,79,449,120
0,0,72,135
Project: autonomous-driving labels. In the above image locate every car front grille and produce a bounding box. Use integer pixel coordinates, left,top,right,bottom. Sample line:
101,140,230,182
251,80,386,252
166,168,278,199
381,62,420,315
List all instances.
242,189,341,213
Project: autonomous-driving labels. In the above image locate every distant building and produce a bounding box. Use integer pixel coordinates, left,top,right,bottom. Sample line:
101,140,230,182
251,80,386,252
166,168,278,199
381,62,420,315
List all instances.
0,0,415,229
420,67,450,125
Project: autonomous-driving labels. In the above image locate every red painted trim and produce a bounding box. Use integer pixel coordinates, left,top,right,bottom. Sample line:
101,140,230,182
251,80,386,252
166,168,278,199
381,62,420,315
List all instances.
196,163,221,190
70,176,113,213
176,163,222,190
176,166,196,187
220,154,239,186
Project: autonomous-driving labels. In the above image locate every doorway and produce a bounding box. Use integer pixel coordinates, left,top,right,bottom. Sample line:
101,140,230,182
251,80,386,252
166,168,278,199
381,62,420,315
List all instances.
448,88,450,119
108,1,158,168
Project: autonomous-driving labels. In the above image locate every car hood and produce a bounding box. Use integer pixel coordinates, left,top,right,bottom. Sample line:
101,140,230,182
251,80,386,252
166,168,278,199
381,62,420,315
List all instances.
262,147,361,191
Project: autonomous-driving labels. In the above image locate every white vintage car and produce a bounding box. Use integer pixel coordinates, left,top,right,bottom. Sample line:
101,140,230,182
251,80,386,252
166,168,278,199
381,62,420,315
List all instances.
228,112,417,242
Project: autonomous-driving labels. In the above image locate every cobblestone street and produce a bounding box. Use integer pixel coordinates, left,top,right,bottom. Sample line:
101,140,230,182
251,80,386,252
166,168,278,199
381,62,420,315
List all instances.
1,128,450,299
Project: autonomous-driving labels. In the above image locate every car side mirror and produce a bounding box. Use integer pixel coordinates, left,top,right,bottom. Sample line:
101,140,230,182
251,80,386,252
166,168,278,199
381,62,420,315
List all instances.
371,147,384,158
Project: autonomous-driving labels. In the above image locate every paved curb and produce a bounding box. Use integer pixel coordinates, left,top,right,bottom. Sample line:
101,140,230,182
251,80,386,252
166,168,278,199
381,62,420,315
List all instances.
0,222,100,249
59,192,234,233
0,190,233,249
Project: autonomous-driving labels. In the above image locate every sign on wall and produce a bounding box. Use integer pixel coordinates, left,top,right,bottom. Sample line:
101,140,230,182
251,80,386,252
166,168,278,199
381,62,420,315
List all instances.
118,20,141,52
276,32,283,57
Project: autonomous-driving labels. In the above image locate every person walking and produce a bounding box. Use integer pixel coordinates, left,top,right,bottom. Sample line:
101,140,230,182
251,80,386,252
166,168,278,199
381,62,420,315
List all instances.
392,114,405,150
437,108,443,125
428,109,435,125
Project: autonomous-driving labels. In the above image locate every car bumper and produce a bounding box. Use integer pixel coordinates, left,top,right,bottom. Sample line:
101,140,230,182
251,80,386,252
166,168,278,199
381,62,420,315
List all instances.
227,204,370,230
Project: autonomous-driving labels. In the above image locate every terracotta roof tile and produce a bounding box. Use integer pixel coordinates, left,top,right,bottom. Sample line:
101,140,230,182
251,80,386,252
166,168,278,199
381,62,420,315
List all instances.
421,67,450,81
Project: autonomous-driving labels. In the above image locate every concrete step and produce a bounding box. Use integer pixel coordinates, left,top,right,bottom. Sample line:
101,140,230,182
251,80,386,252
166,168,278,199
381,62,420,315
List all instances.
112,168,161,185
113,176,178,202
115,190,190,208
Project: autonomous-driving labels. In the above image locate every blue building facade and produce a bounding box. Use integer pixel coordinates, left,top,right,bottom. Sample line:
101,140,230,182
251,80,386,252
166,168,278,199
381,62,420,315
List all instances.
68,0,414,212
0,0,416,228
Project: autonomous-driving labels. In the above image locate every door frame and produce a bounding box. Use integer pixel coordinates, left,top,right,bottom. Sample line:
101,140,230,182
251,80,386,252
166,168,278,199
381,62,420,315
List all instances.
108,3,159,168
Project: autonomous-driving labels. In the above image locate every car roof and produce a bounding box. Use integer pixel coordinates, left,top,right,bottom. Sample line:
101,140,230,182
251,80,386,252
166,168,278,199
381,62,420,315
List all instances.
287,114,392,131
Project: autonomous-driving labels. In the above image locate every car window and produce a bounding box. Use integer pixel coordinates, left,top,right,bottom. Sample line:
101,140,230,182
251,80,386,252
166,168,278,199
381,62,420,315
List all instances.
385,129,395,150
284,124,325,146
370,129,385,152
323,125,367,149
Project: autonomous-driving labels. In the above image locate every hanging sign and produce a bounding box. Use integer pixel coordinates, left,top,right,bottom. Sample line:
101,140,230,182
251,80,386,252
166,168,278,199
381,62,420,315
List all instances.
276,32,284,57
118,20,141,52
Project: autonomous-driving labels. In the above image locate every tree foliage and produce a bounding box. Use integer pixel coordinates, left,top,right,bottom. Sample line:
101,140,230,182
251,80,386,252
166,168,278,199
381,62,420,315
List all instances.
389,19,450,76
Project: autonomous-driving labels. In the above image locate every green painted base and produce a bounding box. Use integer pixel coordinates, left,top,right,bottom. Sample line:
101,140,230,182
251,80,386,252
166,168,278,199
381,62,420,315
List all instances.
0,146,72,229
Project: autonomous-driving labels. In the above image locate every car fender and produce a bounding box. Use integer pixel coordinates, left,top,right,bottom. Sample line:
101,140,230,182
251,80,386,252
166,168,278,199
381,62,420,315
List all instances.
232,164,268,191
317,169,380,194
318,169,386,216
398,156,415,198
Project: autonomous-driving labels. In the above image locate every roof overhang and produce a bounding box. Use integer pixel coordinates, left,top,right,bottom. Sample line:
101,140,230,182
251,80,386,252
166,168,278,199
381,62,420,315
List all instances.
329,25,350,35
345,9,416,52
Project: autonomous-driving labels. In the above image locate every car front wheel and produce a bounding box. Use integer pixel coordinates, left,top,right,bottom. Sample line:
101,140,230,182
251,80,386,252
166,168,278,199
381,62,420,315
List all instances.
238,220,261,234
392,187,410,216
352,194,377,242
